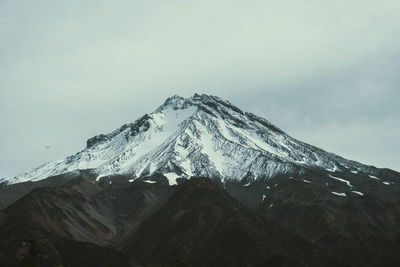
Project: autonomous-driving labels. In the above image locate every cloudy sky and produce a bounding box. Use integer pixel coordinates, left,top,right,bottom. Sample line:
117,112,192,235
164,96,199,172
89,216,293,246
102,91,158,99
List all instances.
1,0,399,177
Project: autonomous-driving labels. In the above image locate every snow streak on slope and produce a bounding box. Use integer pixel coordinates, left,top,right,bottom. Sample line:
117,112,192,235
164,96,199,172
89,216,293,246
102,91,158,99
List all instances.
2,94,380,185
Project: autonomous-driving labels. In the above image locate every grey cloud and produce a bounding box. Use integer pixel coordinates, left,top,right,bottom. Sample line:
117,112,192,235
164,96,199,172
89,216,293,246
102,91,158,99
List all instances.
0,0,399,177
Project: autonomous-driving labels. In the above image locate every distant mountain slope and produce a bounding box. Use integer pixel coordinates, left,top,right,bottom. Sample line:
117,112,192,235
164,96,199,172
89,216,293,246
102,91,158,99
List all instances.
1,171,400,266
0,172,173,266
0,210,133,267
123,177,341,267
2,172,173,246
0,175,341,267
2,94,395,186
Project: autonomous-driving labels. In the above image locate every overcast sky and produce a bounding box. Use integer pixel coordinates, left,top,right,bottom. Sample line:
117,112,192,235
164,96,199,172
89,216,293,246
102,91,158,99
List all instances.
1,0,399,177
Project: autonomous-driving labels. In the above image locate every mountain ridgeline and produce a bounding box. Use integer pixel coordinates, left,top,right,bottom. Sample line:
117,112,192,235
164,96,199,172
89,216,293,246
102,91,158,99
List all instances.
0,94,399,267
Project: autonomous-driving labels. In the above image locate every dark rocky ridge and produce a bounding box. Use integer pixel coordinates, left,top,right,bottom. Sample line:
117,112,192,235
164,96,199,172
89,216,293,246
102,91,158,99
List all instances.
0,175,344,267
124,177,341,267
1,169,400,266
224,167,400,267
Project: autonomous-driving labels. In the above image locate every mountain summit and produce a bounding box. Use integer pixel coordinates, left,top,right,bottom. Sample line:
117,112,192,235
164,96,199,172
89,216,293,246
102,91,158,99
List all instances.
1,94,385,185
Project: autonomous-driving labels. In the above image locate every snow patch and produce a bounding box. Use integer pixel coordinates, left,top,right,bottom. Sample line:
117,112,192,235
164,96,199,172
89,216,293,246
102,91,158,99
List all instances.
327,165,339,172
228,125,287,158
164,172,179,185
351,191,364,196
331,192,347,197
369,175,380,180
180,159,193,176
329,174,353,188
198,130,225,172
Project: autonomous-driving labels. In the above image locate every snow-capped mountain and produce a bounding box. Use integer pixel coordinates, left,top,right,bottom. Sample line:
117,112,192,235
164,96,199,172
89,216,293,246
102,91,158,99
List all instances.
2,93,399,267
2,94,380,185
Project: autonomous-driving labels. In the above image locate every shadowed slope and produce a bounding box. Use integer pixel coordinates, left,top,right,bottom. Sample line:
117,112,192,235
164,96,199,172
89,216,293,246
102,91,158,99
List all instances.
124,177,341,267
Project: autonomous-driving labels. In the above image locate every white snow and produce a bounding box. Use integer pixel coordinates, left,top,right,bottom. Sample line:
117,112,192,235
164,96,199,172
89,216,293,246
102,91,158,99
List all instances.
243,182,251,187
331,192,347,197
383,181,391,185
228,125,287,158
197,128,225,172
269,203,274,208
329,174,353,188
129,179,134,182
180,159,193,176
327,165,339,172
164,172,180,185
96,174,108,181
262,194,266,202
143,180,157,184
119,106,197,172
302,179,312,184
2,94,385,186
351,191,364,196
369,175,380,180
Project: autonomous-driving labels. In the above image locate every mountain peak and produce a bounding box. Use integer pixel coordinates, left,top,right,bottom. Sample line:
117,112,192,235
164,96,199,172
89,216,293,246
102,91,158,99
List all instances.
155,93,226,112
3,94,382,185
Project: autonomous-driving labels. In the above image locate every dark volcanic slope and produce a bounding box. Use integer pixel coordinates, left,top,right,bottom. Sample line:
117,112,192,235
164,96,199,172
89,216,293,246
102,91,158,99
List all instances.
223,167,400,267
3,173,173,247
259,177,400,267
0,172,174,266
2,171,400,267
0,211,133,267
124,177,341,267
0,169,97,211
